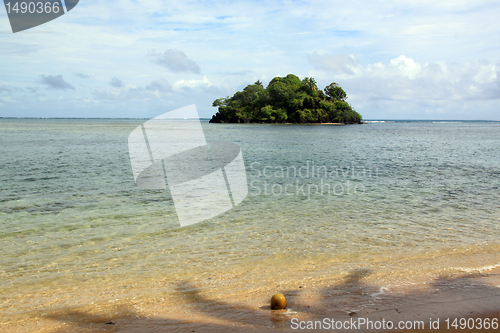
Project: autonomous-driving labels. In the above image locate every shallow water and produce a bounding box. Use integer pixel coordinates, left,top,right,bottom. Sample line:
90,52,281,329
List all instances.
0,119,499,317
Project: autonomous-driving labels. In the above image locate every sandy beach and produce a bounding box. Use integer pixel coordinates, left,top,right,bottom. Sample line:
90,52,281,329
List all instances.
1,266,499,333
1,120,499,332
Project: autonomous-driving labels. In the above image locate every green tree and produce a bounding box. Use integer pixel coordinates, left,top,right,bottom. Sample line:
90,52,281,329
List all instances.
212,97,227,107
325,82,347,101
268,81,288,105
301,77,318,93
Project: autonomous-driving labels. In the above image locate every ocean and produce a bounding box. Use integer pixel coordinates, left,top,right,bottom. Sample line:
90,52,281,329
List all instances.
1,119,499,322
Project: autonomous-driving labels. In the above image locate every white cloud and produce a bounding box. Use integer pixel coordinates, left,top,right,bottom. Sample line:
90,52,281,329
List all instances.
310,53,500,104
146,79,173,92
308,53,360,76
94,78,174,100
149,49,201,74
39,75,75,91
75,73,91,79
109,77,125,88
173,76,212,90
0,86,12,94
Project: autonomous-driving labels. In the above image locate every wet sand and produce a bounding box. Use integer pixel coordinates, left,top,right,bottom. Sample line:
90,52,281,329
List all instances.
1,267,499,332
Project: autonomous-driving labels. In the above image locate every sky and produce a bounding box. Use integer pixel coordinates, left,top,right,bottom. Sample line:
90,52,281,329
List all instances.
1,0,500,120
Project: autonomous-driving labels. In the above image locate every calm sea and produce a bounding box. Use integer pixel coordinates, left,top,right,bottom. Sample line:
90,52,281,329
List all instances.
1,119,499,315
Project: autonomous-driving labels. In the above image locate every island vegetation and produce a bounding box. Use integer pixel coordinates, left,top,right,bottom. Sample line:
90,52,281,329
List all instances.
210,74,362,124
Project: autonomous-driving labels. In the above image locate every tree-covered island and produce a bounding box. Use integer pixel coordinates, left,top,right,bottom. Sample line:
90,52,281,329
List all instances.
210,74,362,124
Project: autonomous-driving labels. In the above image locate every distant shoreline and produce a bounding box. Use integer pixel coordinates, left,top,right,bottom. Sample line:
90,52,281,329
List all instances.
1,117,499,122
210,121,359,125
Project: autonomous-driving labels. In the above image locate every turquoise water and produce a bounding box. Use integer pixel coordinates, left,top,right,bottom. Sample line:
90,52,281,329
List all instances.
1,119,499,315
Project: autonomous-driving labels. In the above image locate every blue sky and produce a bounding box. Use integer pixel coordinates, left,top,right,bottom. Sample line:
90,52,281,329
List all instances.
1,0,500,119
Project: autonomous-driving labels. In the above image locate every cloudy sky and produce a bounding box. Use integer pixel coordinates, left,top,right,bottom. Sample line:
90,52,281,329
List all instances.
1,0,499,119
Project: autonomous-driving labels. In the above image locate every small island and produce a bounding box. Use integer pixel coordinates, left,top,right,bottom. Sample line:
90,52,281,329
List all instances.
210,74,362,124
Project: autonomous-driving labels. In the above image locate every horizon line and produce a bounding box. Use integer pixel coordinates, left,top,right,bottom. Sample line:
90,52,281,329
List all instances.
1,117,499,122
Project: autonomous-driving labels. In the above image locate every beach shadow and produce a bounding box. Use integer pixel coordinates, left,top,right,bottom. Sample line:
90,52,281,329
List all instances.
174,281,297,328
295,269,500,332
289,268,378,317
21,268,500,333
41,280,304,333
44,305,268,333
